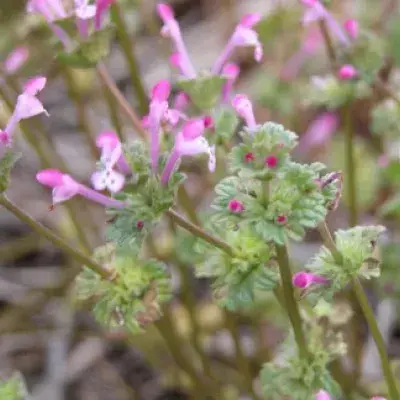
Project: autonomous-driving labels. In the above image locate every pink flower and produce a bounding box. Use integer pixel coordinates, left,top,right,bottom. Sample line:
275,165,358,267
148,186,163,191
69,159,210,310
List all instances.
228,199,244,213
157,3,196,79
300,0,349,46
344,19,359,40
222,63,240,102
280,27,321,80
292,272,329,289
173,92,190,111
212,13,263,74
90,131,128,193
265,155,278,168
232,94,257,130
338,64,358,80
4,76,48,142
298,112,338,152
94,0,115,30
37,169,125,208
315,390,331,400
75,0,97,37
161,118,215,184
276,215,287,225
370,397,386,400
3,47,29,75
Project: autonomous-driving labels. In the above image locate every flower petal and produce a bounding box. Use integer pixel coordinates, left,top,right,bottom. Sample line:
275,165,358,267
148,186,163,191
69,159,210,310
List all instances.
91,170,107,191
15,94,48,120
176,133,210,156
4,47,29,74
23,76,47,96
106,170,125,193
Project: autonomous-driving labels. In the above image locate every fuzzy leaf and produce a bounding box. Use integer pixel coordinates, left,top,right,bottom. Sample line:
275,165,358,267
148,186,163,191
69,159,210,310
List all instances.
178,75,226,111
0,150,20,193
212,106,239,143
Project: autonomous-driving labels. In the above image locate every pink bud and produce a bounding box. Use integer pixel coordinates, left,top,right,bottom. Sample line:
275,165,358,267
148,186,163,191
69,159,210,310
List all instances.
173,92,190,111
240,13,261,28
204,116,214,129
293,272,329,289
222,63,240,79
36,169,65,187
157,3,174,21
344,19,359,40
276,215,287,225
182,118,206,140
232,94,256,129
4,47,29,74
151,79,171,102
0,131,10,147
136,220,144,230
265,155,278,168
244,152,255,163
371,397,387,400
338,64,358,80
228,199,244,213
315,390,331,400
170,52,182,69
23,76,47,96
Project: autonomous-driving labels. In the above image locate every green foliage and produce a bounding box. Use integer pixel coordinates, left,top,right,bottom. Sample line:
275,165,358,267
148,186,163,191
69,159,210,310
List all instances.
305,226,385,301
178,75,226,111
195,229,278,310
229,122,298,179
0,150,20,193
0,373,28,400
388,20,400,67
371,99,400,138
76,244,172,332
56,28,115,69
107,167,185,253
212,106,239,144
123,140,151,176
306,75,371,109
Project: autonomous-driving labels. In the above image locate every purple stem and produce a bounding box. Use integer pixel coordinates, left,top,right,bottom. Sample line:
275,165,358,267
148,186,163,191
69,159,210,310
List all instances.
76,18,89,38
49,24,71,50
173,30,197,79
77,184,126,208
161,149,180,185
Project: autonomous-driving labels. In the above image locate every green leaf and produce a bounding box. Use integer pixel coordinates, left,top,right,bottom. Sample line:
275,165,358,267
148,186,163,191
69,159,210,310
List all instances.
178,75,226,111
56,27,115,69
212,106,239,143
53,16,78,38
379,192,400,216
0,373,28,400
389,21,400,66
0,150,20,193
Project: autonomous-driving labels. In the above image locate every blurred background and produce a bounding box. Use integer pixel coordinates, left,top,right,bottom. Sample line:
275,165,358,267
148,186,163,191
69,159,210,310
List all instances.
1,0,400,399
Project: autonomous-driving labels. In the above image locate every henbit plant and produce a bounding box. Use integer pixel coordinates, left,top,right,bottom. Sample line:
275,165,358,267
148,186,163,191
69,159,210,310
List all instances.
0,0,399,399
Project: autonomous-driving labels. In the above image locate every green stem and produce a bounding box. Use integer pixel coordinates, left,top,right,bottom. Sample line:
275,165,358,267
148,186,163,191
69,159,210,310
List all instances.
275,245,309,359
0,195,115,281
96,63,147,140
343,106,358,227
110,3,148,115
0,84,92,252
353,278,400,400
177,185,201,226
166,209,234,256
319,20,337,65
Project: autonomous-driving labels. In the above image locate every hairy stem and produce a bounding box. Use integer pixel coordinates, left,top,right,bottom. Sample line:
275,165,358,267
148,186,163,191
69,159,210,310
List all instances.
343,106,358,227
0,195,115,281
101,77,124,140
111,3,148,115
276,245,309,360
166,209,234,256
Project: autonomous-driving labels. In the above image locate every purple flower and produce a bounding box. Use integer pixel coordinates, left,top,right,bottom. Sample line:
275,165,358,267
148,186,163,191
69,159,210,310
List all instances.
228,199,244,213
298,112,338,153
75,0,97,37
280,27,321,80
300,0,349,46
3,76,48,146
94,0,115,30
292,271,329,289
37,168,125,208
3,47,30,75
157,3,197,79
315,390,331,400
90,131,128,193
212,13,263,74
221,63,240,102
173,91,190,112
232,94,257,130
161,118,215,185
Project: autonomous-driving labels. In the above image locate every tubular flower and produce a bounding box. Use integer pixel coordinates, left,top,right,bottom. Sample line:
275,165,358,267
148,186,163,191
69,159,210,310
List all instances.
161,118,215,185
3,47,30,75
298,112,339,153
75,0,97,37
232,94,257,130
344,19,359,40
37,169,125,208
292,271,329,289
2,76,48,148
91,131,128,193
221,63,240,102
212,13,263,74
157,3,197,79
338,64,358,80
94,0,115,30
315,390,331,400
300,0,349,46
